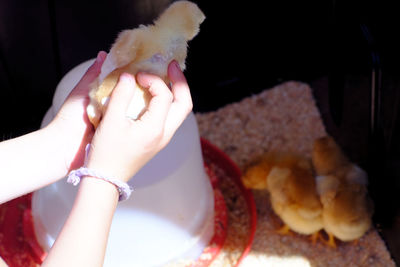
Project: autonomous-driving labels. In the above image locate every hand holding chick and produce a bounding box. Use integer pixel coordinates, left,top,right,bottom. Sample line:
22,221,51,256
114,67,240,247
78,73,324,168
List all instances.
87,1,205,127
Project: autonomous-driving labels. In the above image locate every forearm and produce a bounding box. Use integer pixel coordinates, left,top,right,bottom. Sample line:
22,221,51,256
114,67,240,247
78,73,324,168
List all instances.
0,256,7,267
0,124,67,203
43,177,119,267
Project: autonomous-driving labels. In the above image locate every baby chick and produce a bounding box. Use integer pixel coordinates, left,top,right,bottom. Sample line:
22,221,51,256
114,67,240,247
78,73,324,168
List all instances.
242,152,323,241
87,1,205,127
312,136,373,247
241,153,277,190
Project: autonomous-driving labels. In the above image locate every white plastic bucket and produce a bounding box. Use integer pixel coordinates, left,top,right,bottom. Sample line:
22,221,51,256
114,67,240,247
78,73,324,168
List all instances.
32,59,214,266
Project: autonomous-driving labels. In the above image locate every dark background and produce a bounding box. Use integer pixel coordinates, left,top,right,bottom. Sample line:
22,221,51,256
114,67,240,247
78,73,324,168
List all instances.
1,0,400,263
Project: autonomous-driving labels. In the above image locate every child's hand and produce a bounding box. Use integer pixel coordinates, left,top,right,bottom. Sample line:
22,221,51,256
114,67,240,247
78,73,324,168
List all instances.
86,60,193,182
50,52,106,172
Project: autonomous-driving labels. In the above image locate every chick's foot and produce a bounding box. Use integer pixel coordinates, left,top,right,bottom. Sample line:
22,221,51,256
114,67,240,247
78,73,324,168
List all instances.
322,232,337,248
276,224,293,236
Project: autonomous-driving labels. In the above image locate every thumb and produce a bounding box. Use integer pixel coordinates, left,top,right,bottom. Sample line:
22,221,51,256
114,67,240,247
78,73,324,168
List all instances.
69,51,107,98
105,73,137,118
79,51,107,86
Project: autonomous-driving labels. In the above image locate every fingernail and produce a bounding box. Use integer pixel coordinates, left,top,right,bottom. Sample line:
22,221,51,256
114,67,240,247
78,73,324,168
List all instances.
169,60,182,78
95,52,102,63
95,51,106,64
120,73,134,84
172,60,181,71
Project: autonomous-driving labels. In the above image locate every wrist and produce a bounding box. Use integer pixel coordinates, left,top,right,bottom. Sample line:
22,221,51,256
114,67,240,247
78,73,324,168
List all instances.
67,166,133,201
79,176,120,203
85,156,142,183
86,161,126,182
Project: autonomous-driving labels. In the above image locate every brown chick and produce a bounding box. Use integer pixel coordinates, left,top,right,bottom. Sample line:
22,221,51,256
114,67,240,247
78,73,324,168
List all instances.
242,152,323,241
312,136,373,247
87,1,205,127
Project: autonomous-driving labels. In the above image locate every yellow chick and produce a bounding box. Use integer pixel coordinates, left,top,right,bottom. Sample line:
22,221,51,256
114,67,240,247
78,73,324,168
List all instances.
87,1,205,127
312,136,373,247
241,153,277,190
242,152,323,241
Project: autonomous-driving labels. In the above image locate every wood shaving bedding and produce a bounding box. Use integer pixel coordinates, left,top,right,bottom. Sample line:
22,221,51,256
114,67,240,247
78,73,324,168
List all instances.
195,81,396,267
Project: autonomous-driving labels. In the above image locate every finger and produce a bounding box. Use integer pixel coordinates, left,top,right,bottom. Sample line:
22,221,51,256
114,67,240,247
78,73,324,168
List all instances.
80,51,107,84
168,60,193,114
72,51,107,97
105,73,137,118
136,72,173,126
163,61,193,136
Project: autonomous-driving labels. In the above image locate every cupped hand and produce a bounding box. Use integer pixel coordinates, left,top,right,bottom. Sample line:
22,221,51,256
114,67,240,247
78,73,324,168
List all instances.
86,60,193,182
50,51,107,172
